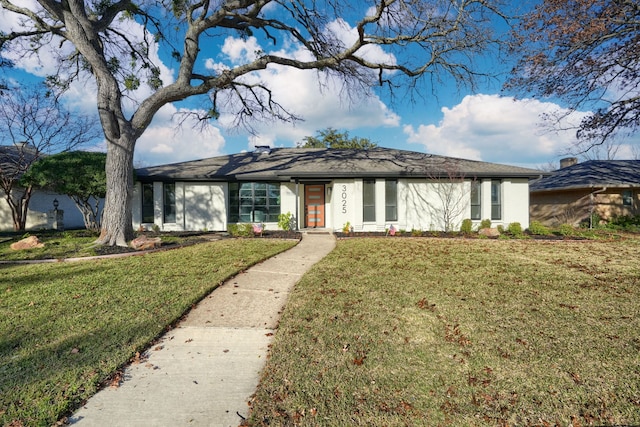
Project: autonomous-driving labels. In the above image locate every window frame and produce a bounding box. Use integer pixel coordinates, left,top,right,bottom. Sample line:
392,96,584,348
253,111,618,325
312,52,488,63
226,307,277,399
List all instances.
385,179,398,222
622,189,633,206
163,183,176,224
141,183,154,224
470,180,481,220
363,179,376,222
229,182,281,223
491,180,502,221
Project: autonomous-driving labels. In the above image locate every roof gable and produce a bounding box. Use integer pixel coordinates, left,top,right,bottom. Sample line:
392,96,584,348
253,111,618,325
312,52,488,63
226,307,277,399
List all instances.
530,160,640,192
136,147,544,182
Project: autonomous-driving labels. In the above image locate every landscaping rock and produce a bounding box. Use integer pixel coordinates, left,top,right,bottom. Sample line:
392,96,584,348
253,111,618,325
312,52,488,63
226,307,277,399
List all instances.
478,227,500,237
130,235,162,250
10,235,45,250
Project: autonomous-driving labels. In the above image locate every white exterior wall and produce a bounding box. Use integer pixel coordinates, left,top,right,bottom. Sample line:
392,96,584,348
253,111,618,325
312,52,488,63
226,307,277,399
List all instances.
472,179,530,228
402,179,471,231
0,188,101,231
502,179,530,227
478,180,493,224
183,183,227,231
280,182,299,230
133,181,227,232
329,180,356,232
130,177,531,233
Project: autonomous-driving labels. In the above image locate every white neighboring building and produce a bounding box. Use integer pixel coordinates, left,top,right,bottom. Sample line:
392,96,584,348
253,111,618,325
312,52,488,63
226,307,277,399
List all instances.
0,189,96,231
133,147,543,233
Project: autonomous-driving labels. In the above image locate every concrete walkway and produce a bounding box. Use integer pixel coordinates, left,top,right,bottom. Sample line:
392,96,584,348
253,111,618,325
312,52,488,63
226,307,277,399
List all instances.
68,232,336,427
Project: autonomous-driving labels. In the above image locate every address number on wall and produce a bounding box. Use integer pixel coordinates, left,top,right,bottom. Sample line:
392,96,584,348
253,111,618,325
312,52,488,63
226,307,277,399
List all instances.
341,185,347,214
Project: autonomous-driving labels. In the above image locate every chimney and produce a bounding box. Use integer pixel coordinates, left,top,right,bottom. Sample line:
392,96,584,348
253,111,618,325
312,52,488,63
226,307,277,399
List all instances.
254,145,272,155
560,157,578,168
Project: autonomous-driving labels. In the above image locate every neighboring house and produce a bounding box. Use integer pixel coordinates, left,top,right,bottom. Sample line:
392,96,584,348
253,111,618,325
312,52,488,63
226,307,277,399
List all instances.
134,147,543,233
0,189,90,231
0,145,94,231
530,158,640,227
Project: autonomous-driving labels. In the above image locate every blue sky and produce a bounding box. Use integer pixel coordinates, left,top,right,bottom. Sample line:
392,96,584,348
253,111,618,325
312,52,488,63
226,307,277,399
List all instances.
1,1,637,169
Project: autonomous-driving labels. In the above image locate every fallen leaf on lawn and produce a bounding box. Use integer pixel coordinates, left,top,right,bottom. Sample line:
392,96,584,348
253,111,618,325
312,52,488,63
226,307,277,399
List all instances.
70,348,80,354
569,372,582,384
109,371,123,388
265,332,274,337
353,356,366,366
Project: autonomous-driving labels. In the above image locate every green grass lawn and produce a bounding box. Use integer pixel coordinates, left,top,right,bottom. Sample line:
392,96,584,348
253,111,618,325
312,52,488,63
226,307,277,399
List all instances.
0,238,297,426
248,237,640,426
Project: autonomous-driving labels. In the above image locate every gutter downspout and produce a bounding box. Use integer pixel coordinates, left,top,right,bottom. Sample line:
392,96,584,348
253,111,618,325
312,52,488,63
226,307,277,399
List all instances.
294,179,299,231
589,187,607,229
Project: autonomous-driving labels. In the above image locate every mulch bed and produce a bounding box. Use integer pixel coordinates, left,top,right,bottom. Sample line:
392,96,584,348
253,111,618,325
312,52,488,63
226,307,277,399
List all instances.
93,230,303,256
334,231,583,240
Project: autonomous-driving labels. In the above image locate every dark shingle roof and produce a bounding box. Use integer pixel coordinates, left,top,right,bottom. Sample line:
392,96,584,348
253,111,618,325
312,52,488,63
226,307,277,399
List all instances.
136,147,544,182
0,144,39,179
530,160,640,192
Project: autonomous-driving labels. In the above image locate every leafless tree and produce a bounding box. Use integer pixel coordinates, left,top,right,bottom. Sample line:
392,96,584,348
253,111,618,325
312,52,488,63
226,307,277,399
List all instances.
1,0,508,245
0,82,100,230
427,160,472,232
507,0,640,155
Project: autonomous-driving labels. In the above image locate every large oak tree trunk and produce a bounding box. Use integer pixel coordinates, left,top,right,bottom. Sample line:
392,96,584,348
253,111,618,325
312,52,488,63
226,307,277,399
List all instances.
96,136,135,246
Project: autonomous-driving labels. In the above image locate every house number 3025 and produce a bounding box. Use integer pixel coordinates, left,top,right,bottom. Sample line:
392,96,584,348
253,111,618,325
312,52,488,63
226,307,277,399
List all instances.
341,185,347,214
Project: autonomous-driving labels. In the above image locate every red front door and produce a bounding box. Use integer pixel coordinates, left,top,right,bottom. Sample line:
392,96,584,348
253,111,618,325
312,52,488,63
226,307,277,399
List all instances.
305,185,325,228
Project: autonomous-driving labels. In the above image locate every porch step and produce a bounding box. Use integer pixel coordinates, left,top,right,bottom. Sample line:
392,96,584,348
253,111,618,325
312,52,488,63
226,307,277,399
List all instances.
300,228,333,235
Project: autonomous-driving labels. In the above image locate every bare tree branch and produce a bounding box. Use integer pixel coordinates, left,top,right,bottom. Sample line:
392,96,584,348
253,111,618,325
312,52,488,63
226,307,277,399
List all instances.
0,0,507,244
0,81,100,230
507,0,640,153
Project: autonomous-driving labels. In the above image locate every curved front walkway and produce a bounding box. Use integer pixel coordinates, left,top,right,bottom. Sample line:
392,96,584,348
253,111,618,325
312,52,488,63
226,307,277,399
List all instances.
68,232,336,426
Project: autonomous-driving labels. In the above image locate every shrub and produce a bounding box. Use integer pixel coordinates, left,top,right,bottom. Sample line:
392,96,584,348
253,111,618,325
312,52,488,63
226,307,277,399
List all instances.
278,212,296,231
528,221,551,236
342,222,352,234
507,222,523,235
480,219,491,229
496,224,504,234
558,223,575,236
228,223,254,237
607,215,640,231
411,228,422,237
460,219,473,234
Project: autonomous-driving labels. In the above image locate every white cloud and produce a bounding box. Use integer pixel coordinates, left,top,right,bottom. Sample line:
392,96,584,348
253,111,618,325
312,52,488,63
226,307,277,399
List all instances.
404,94,590,167
221,36,262,64
210,21,402,151
134,104,226,166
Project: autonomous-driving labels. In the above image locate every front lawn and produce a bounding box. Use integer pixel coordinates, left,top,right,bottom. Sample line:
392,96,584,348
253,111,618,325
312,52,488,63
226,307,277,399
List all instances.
249,237,640,426
0,238,298,426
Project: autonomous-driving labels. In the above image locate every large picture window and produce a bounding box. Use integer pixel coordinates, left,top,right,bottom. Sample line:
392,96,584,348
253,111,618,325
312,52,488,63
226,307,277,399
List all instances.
141,183,154,223
163,183,176,223
229,182,280,223
385,179,397,222
491,180,501,220
363,179,376,222
470,181,481,220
